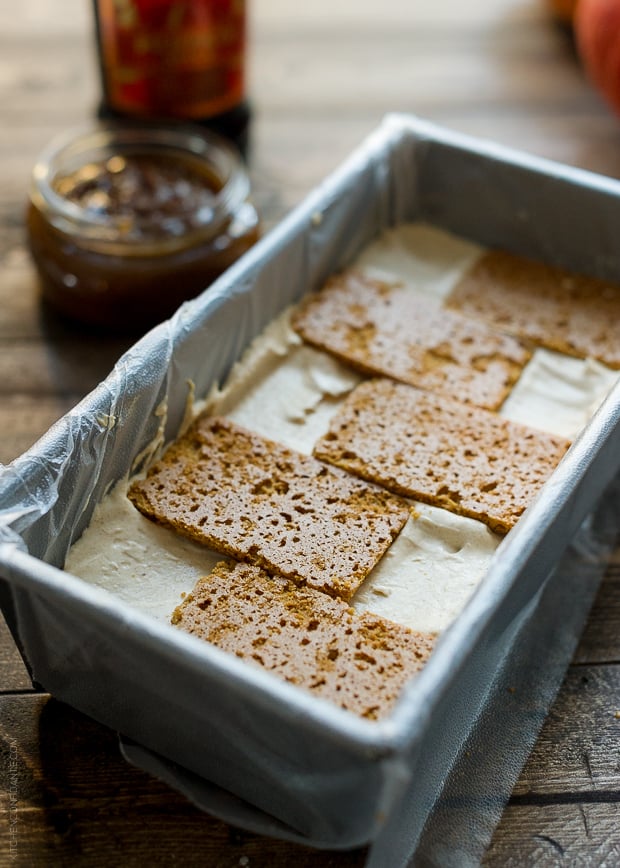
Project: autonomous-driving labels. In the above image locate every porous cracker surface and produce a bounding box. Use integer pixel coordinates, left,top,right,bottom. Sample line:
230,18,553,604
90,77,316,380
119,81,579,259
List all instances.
291,269,531,410
172,560,436,720
447,250,620,369
314,378,571,534
128,415,409,601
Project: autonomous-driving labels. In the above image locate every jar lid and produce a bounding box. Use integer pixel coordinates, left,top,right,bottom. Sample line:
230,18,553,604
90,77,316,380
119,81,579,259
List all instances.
29,123,250,254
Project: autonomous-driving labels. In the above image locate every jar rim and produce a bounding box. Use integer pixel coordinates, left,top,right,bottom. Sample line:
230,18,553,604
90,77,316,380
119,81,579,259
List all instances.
29,122,250,253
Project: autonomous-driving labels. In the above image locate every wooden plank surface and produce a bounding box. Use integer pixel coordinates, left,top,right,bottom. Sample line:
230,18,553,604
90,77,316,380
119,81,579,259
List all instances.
0,0,619,864
0,694,369,867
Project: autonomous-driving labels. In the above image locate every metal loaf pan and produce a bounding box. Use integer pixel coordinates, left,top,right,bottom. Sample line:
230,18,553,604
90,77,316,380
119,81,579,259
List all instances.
1,114,619,866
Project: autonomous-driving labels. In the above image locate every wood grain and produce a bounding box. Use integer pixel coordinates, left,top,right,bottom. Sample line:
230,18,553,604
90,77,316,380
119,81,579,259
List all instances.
512,664,620,797
0,616,31,694
484,803,620,866
0,0,619,864
0,695,368,868
574,561,620,665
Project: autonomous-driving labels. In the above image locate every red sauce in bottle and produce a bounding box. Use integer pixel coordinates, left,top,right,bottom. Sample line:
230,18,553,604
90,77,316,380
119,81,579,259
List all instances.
93,0,250,149
26,124,259,332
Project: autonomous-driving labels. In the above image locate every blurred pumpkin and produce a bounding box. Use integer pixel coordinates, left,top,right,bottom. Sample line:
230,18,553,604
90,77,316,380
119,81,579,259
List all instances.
575,0,620,115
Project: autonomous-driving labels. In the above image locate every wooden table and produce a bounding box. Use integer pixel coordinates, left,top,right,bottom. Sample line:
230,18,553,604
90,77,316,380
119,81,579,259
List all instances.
1,1,619,864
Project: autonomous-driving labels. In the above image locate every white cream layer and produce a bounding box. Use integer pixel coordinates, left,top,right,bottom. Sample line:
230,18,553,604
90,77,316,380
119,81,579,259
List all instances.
353,505,499,632
499,349,618,439
353,222,483,304
66,482,219,622
205,321,362,455
65,222,618,635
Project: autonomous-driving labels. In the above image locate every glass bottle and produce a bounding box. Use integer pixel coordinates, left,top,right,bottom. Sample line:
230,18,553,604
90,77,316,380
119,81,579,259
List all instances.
92,0,250,152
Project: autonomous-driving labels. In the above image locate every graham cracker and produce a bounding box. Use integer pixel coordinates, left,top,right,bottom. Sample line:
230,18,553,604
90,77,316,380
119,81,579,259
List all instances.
313,378,571,534
291,269,531,410
172,560,436,720
447,250,620,369
128,415,409,601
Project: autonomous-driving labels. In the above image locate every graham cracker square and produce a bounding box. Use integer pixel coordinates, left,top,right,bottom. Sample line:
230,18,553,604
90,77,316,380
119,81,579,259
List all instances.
291,269,531,410
128,415,410,601
446,250,620,368
172,560,436,720
313,378,571,534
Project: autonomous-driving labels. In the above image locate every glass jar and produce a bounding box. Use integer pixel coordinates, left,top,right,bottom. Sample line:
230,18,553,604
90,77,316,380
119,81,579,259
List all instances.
26,123,260,331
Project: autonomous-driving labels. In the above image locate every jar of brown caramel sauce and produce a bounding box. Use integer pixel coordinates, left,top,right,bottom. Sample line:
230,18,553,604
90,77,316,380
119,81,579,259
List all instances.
26,124,259,331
